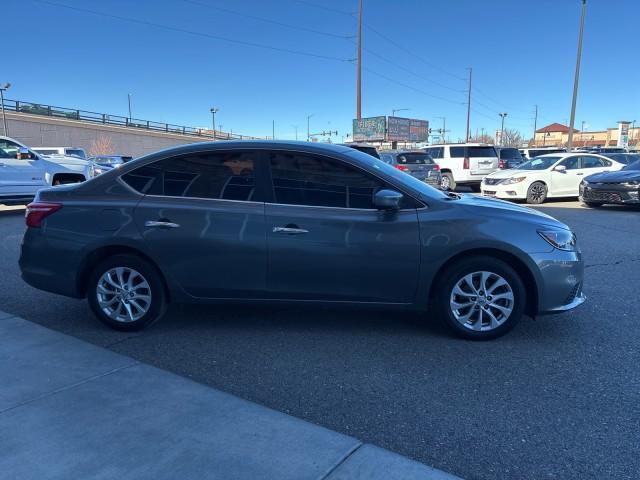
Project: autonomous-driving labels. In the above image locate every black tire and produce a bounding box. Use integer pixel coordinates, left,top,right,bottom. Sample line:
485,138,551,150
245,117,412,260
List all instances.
526,181,547,204
87,254,167,331
433,256,526,340
582,200,603,208
440,172,456,191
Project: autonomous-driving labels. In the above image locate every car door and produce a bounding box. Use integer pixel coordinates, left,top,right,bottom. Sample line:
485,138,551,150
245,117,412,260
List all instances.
127,149,268,299
264,150,421,303
580,155,613,177
0,140,46,196
550,155,582,196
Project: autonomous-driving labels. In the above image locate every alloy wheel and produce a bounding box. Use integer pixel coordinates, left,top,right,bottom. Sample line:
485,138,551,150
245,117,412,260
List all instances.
529,183,546,202
449,271,515,332
96,267,152,323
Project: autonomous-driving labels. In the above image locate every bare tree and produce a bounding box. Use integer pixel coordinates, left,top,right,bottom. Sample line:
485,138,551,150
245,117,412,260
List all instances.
88,135,115,156
468,133,495,144
501,129,524,148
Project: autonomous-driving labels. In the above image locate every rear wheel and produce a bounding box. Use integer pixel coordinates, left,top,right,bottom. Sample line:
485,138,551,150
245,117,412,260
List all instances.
526,181,547,204
87,254,167,331
440,172,456,191
434,256,526,340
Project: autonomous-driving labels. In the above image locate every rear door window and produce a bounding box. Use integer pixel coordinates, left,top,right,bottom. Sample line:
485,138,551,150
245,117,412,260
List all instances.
581,156,605,169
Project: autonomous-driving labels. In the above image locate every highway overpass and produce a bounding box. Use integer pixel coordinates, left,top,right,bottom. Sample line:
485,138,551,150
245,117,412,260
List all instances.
1,99,256,158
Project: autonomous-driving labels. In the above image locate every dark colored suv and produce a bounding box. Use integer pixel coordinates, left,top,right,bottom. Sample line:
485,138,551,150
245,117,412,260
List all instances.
19,141,585,340
379,151,442,186
496,147,525,169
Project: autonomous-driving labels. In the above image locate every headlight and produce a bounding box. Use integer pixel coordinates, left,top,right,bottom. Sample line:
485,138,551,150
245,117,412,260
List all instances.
500,176,526,185
621,181,639,187
538,230,577,251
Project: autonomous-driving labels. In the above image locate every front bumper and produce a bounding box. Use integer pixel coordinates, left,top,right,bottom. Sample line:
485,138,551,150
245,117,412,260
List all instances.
530,250,586,315
579,183,640,204
481,181,528,199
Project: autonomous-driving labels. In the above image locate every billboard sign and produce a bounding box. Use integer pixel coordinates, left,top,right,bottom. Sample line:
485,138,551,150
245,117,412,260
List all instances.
352,116,386,141
387,117,429,142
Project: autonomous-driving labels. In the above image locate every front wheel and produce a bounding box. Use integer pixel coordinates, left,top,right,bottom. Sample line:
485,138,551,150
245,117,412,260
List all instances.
526,181,547,204
434,256,526,340
440,172,456,191
87,254,167,331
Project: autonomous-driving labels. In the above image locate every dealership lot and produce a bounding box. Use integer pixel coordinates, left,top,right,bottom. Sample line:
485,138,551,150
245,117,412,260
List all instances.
1,201,638,480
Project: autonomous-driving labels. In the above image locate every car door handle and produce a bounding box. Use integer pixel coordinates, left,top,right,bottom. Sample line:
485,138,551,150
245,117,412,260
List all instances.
576,173,584,176
144,220,180,228
273,226,309,235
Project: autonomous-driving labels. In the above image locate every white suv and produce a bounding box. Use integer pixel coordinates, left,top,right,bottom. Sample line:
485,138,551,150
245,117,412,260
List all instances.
423,143,499,190
0,136,96,205
32,146,88,160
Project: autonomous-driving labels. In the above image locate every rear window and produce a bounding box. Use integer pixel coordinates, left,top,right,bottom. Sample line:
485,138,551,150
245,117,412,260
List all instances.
468,146,497,158
608,153,639,165
499,149,521,159
397,153,433,164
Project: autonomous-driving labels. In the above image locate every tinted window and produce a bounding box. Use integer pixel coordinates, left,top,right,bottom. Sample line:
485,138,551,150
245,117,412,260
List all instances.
449,146,465,158
397,153,433,164
269,152,385,209
468,146,497,158
379,153,394,164
499,149,521,160
581,156,605,168
608,153,639,165
624,160,640,171
559,156,580,170
426,147,443,159
121,151,256,201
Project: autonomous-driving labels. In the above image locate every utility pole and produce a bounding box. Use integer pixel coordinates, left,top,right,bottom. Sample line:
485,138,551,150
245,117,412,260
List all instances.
356,0,363,120
128,93,132,121
306,114,314,141
567,0,587,151
292,125,298,141
499,112,508,145
465,67,472,143
210,107,218,139
272,120,275,140
0,83,10,136
533,105,538,144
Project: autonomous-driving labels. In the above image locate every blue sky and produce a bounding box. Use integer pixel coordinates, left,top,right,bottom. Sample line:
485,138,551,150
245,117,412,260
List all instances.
6,0,640,140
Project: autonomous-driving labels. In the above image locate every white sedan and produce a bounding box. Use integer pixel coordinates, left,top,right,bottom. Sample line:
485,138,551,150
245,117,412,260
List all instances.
481,153,625,204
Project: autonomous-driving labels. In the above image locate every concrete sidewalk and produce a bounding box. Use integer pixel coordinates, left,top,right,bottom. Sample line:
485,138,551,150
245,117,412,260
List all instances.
0,310,461,480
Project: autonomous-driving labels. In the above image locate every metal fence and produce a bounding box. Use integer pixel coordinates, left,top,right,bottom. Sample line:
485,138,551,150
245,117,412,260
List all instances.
2,98,255,140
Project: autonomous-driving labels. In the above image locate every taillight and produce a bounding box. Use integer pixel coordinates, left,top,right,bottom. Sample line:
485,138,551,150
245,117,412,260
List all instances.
432,164,440,171
25,202,62,228
463,157,470,169
395,164,409,171
498,159,506,169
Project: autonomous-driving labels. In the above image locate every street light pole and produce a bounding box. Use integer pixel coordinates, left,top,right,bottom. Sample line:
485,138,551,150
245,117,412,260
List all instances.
272,120,275,140
210,107,218,140
567,0,587,151
307,114,314,141
128,93,132,121
356,0,363,120
499,112,508,145
465,67,472,143
292,125,298,141
0,83,10,136
391,108,409,117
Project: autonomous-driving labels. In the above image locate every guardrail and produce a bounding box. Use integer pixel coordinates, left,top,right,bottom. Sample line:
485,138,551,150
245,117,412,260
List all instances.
1,98,256,140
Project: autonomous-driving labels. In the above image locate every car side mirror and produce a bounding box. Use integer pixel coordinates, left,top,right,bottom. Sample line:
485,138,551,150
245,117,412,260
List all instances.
374,189,403,210
554,165,567,173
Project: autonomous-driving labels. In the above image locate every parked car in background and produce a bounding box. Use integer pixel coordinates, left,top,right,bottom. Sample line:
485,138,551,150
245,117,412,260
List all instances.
519,147,566,160
379,150,442,187
496,147,525,169
90,154,133,168
340,143,380,159
423,143,498,191
598,152,640,166
19,141,585,340
579,159,640,207
481,153,624,204
32,146,88,160
586,147,627,154
0,136,96,205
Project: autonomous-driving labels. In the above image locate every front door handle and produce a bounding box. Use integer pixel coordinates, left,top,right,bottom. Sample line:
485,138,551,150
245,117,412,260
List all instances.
273,226,309,235
145,220,180,228
576,173,584,176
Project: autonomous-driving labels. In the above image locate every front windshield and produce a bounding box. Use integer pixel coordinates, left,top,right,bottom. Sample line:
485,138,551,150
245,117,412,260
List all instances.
517,156,562,170
624,160,640,171
345,149,448,199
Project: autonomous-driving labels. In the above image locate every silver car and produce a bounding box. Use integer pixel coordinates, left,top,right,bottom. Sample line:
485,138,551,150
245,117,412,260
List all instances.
19,141,585,340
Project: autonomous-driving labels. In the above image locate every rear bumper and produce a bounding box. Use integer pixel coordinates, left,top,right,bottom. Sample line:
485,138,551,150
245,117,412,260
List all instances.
19,229,83,298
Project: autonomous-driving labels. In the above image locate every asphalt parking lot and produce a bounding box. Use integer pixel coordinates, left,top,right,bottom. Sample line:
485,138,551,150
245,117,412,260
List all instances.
1,200,639,480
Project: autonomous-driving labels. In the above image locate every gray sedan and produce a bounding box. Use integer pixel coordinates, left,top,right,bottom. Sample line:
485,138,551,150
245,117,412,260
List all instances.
19,141,585,340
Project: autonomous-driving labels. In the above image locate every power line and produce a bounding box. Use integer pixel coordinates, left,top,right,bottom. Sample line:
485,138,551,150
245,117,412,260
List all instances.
291,0,355,17
178,0,353,40
34,0,351,62
362,67,466,106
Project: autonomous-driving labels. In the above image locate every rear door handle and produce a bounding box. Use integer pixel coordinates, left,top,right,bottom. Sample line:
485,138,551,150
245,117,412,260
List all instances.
273,226,309,235
145,220,180,228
